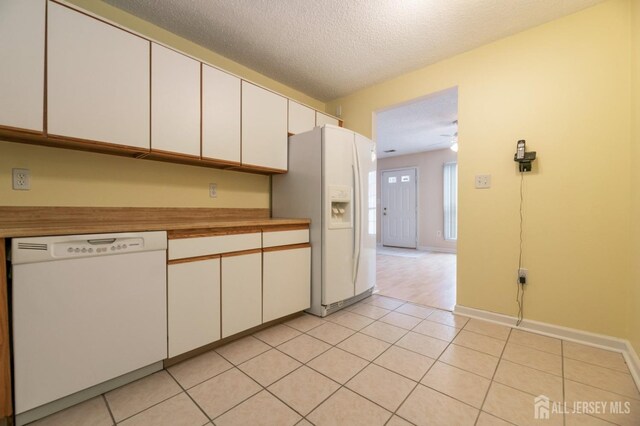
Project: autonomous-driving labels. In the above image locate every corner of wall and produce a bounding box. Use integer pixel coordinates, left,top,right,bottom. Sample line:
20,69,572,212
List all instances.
629,0,640,357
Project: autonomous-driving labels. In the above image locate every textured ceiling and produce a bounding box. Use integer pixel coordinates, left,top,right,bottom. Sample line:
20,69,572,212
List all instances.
103,0,603,101
376,87,458,158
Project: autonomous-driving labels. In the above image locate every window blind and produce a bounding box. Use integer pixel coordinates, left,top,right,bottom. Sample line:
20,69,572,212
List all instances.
443,162,458,241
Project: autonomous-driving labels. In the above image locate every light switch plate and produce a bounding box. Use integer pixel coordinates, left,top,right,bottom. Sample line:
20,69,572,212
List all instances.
209,183,217,198
475,174,491,189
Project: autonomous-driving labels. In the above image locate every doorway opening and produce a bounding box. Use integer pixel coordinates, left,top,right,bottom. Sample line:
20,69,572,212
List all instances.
381,167,417,248
373,87,458,311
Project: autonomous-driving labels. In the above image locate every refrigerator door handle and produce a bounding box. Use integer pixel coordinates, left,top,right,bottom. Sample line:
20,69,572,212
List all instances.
352,142,362,286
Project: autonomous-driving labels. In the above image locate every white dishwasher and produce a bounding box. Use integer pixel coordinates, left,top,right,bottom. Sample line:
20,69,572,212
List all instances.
11,231,168,418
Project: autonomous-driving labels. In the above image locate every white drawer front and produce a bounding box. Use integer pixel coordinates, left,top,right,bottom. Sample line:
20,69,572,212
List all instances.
262,229,309,248
169,233,261,260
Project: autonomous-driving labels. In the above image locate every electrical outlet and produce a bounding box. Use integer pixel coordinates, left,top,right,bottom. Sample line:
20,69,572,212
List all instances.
475,174,491,189
209,183,217,198
518,268,528,284
12,168,30,190
437,230,442,237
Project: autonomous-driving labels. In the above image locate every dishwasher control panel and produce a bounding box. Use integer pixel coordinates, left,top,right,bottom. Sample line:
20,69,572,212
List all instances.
54,237,144,258
11,232,168,265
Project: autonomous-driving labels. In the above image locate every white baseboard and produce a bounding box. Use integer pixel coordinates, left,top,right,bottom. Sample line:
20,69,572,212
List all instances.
454,304,640,390
417,245,457,254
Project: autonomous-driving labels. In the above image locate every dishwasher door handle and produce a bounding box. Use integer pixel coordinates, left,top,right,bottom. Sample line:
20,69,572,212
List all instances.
87,238,117,245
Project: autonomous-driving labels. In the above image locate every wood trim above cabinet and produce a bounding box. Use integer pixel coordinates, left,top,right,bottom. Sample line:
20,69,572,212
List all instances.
0,130,279,175
0,129,149,158
230,163,287,174
263,243,311,253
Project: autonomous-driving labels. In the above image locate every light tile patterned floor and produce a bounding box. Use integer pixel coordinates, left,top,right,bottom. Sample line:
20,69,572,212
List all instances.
30,295,640,426
376,251,456,311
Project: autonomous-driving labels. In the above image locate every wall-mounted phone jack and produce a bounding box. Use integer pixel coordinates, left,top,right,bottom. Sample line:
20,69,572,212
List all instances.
518,268,528,285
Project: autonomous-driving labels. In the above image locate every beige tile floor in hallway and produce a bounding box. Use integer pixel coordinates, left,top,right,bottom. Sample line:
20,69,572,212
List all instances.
376,249,456,311
31,295,639,426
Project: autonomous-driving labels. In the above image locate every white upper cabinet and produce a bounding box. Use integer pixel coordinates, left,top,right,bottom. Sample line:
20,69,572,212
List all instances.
241,82,288,170
47,2,150,149
0,0,45,132
202,65,241,163
316,112,340,127
151,43,200,156
288,101,315,135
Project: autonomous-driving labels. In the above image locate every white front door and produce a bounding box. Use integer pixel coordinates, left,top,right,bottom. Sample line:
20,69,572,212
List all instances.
381,168,417,248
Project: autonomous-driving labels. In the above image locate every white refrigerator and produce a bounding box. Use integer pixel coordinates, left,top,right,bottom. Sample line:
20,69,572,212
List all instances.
272,125,377,317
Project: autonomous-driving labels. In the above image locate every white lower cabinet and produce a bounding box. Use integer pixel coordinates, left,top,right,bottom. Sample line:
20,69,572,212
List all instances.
221,252,262,338
167,259,220,357
167,228,309,356
263,246,311,323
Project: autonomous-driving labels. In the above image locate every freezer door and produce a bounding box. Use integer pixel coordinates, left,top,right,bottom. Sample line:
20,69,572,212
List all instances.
322,126,355,305
354,134,377,296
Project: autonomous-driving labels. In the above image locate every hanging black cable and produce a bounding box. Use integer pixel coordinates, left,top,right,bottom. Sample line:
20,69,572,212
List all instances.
516,171,525,326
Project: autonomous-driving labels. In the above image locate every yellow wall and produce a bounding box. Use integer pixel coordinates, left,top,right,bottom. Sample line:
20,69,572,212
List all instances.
328,0,632,338
630,0,640,354
0,142,269,207
1,0,325,208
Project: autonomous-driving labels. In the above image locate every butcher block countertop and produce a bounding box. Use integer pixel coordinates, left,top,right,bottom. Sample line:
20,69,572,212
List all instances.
0,207,310,238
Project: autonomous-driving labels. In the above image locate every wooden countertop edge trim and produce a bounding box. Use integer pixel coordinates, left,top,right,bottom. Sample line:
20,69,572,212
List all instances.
168,222,310,239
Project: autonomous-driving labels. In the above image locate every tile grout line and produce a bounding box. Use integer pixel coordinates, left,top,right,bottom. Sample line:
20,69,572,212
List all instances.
167,363,234,392
383,324,459,425
474,326,513,426
562,353,635,376
102,394,117,426
102,372,184,425
165,367,216,424
277,303,444,424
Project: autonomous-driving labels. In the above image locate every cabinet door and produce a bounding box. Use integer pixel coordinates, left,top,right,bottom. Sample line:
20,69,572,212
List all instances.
151,43,200,156
288,101,315,135
221,252,262,338
316,112,340,127
202,65,241,163
263,247,311,322
47,2,150,149
168,259,220,357
0,0,45,132
241,82,287,170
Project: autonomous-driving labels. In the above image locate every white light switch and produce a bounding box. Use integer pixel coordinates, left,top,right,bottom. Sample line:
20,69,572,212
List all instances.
209,183,217,198
475,174,491,189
